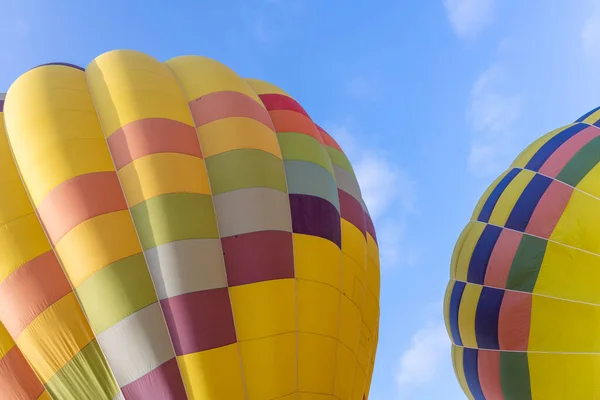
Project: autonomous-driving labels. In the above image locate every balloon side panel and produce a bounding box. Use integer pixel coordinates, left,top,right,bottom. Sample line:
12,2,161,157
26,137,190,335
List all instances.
1,84,121,400
86,49,247,399
249,83,345,398
4,64,185,398
166,56,297,400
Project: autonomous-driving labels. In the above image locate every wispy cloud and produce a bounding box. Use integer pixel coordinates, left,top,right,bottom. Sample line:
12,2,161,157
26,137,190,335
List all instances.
396,301,452,394
443,0,495,39
466,65,522,177
325,123,421,269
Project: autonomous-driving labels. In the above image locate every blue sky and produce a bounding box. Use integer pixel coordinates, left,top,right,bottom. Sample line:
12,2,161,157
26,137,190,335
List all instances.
3,0,600,398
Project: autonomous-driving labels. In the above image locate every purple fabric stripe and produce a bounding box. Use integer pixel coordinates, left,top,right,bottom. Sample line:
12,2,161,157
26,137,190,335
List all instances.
365,211,377,243
161,288,237,355
121,358,187,400
289,193,342,247
30,62,85,71
0,99,4,112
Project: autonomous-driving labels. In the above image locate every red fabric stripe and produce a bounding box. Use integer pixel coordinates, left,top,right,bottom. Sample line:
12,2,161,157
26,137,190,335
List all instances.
189,91,274,129
259,93,310,118
107,118,202,170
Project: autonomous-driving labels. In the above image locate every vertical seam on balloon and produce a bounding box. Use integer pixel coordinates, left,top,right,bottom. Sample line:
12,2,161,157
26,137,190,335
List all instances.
1,83,124,400
251,86,301,399
320,144,345,400
84,66,191,400
164,62,249,399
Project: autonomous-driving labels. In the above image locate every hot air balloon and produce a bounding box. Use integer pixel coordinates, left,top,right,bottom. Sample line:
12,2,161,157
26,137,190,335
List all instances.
0,51,381,400
443,107,600,399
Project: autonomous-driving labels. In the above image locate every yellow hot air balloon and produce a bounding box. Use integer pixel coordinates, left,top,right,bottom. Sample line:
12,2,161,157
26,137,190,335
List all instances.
0,50,380,400
444,107,600,399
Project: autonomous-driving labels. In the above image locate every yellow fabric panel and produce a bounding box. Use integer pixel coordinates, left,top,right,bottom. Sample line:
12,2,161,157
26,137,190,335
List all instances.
334,342,357,400
342,254,365,308
356,323,371,372
582,111,600,125
229,279,295,341
341,220,367,267
0,322,15,358
245,78,293,97
297,393,332,400
362,290,379,338
457,283,482,349
535,241,600,304
55,210,141,287
365,234,380,299
529,294,600,352
577,162,600,198
177,344,245,400
0,113,32,227
37,390,52,400
3,65,113,205
17,292,94,383
298,333,336,394
470,169,510,220
352,366,366,400
0,214,50,282
488,169,535,226
338,294,362,355
510,125,572,169
165,56,263,104
293,233,341,289
297,279,339,338
240,332,296,400
86,49,195,137
551,190,600,255
443,281,454,339
197,117,282,158
118,153,211,207
529,353,600,399
453,222,485,282
451,345,474,400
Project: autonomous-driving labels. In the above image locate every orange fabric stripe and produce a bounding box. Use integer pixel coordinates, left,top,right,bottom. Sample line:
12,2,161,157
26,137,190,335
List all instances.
268,109,324,144
189,90,274,129
0,346,45,399
36,172,128,245
316,124,344,153
107,118,203,170
0,251,71,338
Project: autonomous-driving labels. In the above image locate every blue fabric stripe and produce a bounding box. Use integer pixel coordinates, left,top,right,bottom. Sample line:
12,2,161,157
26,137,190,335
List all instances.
449,281,466,346
576,106,600,122
467,225,502,285
463,348,486,400
525,123,587,171
478,168,521,223
475,287,505,350
505,174,552,232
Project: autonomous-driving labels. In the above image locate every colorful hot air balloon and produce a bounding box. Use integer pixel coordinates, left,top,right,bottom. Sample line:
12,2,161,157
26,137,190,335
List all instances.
444,106,600,399
0,51,381,400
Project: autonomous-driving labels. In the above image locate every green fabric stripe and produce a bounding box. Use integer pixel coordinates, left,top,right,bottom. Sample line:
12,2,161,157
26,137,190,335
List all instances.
284,160,340,210
500,351,531,400
46,340,119,400
326,146,355,176
277,132,335,177
506,234,547,293
76,253,158,333
556,136,600,187
205,149,287,194
131,193,219,249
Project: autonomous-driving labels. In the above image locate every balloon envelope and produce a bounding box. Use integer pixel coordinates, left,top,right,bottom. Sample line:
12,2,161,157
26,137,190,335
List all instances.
444,108,600,399
0,50,380,400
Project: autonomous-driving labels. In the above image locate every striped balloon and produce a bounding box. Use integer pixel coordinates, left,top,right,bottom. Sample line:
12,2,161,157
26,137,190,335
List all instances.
444,108,600,399
0,51,380,400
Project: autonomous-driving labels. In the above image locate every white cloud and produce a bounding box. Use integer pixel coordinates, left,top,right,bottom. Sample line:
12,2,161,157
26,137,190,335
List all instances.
582,10,600,60
466,65,523,177
443,0,494,39
396,321,451,392
325,123,420,269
